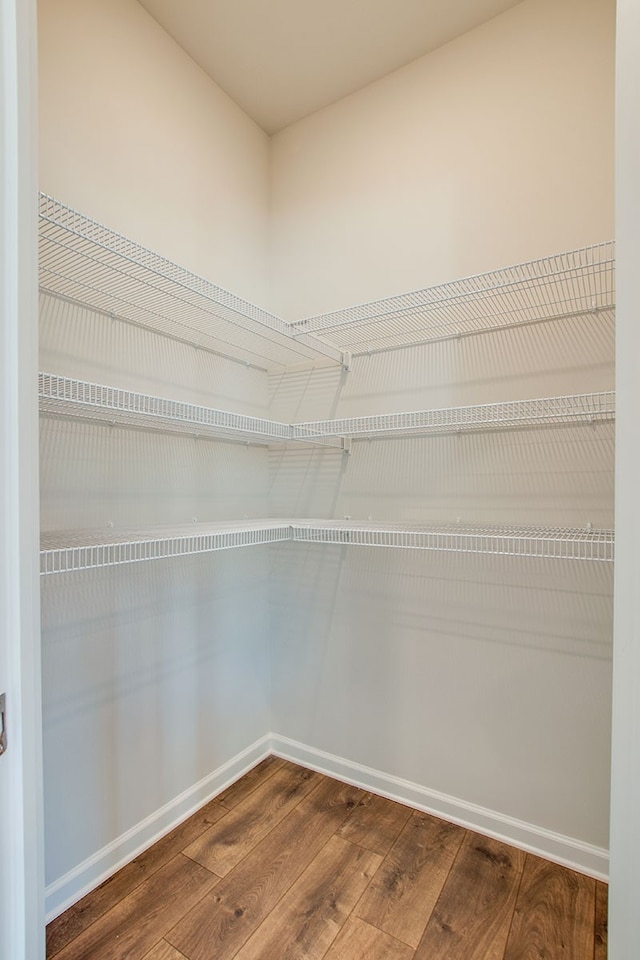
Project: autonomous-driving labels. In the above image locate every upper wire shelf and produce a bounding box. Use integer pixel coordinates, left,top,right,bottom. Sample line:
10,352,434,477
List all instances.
294,391,615,440
38,194,341,371
38,373,344,448
291,242,615,357
41,518,614,573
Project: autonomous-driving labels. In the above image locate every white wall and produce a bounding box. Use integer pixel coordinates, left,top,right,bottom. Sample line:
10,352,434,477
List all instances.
37,0,273,912
38,0,270,304
610,0,640,954
270,0,615,320
268,0,615,867
268,320,614,859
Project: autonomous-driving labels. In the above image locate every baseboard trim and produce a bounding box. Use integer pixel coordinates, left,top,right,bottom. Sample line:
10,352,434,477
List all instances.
46,730,608,921
270,734,609,881
44,734,271,922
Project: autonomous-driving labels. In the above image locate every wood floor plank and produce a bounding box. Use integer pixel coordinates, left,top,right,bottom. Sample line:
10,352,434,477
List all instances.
323,916,415,960
337,792,412,856
594,881,608,960
46,799,227,957
232,835,381,960
183,763,320,876
356,811,466,948
413,832,525,960
51,854,219,960
503,854,595,960
166,777,365,960
215,756,286,810
142,941,189,960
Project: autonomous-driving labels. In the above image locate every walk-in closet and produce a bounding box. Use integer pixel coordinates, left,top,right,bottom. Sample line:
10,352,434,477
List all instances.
8,0,637,955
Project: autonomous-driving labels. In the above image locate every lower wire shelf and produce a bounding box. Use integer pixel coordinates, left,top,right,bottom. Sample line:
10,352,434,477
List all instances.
40,520,293,575
290,520,614,562
41,518,614,574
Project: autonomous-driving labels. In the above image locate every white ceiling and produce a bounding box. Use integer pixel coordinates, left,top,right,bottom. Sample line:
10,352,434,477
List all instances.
137,0,524,134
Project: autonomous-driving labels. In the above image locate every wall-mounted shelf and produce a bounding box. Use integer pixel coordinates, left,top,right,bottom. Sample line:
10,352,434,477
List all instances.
38,373,344,448
290,520,614,563
294,391,615,440
40,520,294,575
291,242,615,357
41,518,614,573
40,375,614,447
39,194,342,371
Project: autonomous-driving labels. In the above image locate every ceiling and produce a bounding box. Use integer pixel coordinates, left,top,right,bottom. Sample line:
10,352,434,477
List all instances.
137,0,524,134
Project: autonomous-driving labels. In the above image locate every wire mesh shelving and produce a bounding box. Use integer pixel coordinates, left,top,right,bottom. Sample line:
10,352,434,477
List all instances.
41,518,614,573
290,520,614,562
38,196,615,573
40,520,294,575
294,391,615,440
40,375,614,445
38,373,343,448
291,242,615,357
39,194,342,370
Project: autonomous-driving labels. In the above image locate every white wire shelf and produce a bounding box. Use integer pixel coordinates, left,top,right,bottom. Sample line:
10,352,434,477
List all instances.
39,194,342,370
290,521,614,563
294,391,616,440
291,242,615,357
38,372,342,448
41,519,614,573
40,521,293,575
40,376,614,446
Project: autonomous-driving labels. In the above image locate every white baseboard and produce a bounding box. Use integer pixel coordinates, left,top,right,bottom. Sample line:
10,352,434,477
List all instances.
271,734,609,882
44,734,271,922
46,730,608,922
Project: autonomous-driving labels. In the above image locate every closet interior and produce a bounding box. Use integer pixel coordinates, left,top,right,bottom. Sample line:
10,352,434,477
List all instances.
37,0,615,922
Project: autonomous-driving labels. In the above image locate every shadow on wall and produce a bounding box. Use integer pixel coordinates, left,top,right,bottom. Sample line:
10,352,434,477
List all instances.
41,548,271,885
268,540,613,842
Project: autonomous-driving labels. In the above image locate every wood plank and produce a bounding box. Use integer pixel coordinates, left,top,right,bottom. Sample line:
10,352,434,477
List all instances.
503,854,595,960
183,763,320,876
46,799,227,957
323,916,415,960
594,881,608,960
356,811,466,948
337,792,412,856
51,854,219,960
233,835,381,960
142,941,188,960
215,755,286,810
413,832,525,960
166,776,365,960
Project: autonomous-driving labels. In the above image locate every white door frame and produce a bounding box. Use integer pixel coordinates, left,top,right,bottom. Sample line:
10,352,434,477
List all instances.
610,2,640,957
0,0,44,957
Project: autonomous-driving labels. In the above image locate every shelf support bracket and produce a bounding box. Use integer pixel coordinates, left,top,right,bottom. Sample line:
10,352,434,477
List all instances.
342,352,352,372
342,438,352,455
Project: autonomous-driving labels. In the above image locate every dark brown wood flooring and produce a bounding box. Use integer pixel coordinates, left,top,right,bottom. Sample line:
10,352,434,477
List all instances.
46,757,608,960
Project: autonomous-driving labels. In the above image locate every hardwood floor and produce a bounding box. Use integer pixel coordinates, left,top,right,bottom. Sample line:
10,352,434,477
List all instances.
46,758,608,960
